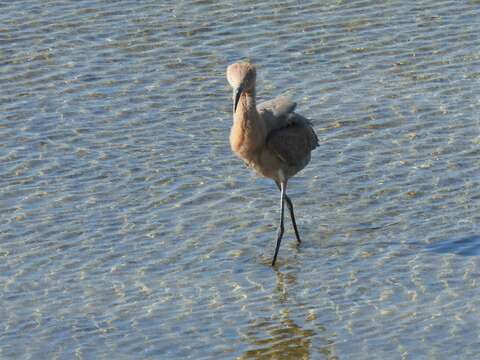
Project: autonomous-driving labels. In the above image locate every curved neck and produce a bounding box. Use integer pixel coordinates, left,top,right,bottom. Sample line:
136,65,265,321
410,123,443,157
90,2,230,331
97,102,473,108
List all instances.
230,88,266,160
234,90,256,120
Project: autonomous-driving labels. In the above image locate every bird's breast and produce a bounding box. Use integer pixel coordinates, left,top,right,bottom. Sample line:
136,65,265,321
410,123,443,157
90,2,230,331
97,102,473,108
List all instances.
230,127,263,161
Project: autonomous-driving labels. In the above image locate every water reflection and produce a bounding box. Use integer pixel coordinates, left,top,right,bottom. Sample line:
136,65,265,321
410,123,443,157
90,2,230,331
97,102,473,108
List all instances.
239,316,314,360
239,269,337,360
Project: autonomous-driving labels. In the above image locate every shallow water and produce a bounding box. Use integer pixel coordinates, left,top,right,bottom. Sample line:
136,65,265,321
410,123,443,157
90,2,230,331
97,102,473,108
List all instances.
1,0,480,359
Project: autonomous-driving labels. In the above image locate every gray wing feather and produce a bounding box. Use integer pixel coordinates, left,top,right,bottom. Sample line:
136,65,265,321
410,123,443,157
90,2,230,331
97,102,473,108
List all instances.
258,95,297,134
266,113,319,168
259,94,318,170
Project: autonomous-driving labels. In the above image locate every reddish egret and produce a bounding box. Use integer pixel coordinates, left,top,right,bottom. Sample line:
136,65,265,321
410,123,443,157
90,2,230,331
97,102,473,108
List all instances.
226,62,318,265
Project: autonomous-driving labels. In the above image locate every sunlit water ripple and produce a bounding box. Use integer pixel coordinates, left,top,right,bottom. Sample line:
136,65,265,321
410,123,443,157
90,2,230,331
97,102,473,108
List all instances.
1,0,480,359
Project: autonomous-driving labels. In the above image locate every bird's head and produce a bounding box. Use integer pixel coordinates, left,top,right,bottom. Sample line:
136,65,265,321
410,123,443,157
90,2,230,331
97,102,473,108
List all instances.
226,62,256,113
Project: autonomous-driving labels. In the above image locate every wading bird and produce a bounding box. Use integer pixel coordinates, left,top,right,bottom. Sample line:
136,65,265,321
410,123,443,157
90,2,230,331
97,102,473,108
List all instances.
226,62,318,266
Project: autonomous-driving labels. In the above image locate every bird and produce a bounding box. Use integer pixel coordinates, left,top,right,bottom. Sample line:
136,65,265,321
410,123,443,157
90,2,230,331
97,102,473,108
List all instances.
226,62,318,266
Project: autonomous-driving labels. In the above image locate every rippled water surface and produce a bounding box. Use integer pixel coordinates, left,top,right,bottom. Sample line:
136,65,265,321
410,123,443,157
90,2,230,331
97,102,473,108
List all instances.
2,0,480,359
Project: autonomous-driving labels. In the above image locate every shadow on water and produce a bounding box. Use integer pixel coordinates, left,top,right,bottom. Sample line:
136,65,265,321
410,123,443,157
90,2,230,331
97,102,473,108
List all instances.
238,269,338,360
426,235,480,256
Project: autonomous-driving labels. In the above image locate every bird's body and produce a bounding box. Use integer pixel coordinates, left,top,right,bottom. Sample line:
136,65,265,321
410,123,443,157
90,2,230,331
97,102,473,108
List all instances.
226,62,318,265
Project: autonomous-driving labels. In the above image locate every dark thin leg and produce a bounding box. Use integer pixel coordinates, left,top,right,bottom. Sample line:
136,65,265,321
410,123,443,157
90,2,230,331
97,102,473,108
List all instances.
272,182,286,266
275,181,302,245
285,195,301,244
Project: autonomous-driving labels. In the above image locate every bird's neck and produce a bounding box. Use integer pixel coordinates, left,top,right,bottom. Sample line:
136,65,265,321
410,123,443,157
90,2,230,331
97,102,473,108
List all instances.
230,90,266,162
236,90,256,115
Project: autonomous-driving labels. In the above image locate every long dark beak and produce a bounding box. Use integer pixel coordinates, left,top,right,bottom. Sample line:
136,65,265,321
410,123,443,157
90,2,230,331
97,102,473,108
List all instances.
233,86,243,114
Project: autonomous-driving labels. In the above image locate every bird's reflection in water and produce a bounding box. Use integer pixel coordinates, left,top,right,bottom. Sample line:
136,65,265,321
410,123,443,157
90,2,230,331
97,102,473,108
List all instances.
238,269,337,360
240,316,314,360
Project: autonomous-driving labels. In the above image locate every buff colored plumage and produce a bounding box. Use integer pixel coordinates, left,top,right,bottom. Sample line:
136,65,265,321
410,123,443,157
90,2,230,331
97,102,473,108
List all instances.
226,62,318,266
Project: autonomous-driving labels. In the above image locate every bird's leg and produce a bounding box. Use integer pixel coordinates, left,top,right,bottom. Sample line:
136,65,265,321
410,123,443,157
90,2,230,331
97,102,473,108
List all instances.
275,181,302,245
272,181,286,266
285,195,301,244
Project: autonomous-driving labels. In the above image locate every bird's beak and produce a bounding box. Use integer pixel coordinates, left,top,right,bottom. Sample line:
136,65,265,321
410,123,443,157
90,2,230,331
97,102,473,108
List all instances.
233,85,243,114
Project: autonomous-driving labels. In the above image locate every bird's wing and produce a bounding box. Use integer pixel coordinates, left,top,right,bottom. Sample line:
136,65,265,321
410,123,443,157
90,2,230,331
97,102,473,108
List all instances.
258,95,297,133
266,113,319,167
